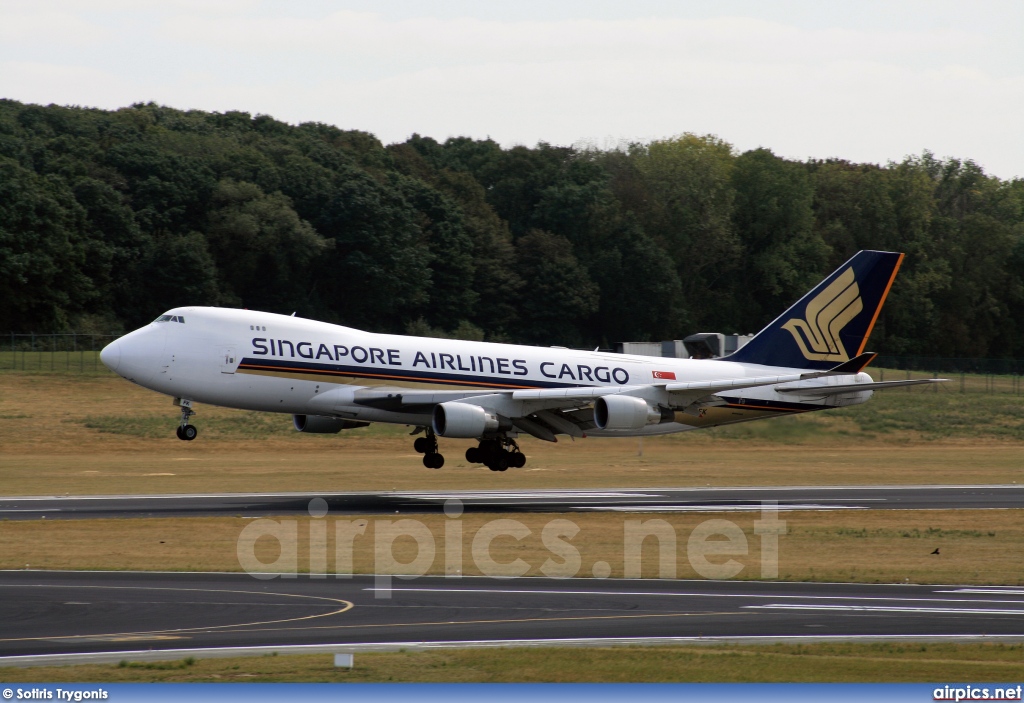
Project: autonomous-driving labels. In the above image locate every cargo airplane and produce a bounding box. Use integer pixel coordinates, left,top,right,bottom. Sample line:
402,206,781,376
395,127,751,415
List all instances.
100,250,943,472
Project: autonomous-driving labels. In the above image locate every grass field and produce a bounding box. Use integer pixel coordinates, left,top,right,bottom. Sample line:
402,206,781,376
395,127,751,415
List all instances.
1,371,1022,495
5,643,1024,682
2,509,1020,584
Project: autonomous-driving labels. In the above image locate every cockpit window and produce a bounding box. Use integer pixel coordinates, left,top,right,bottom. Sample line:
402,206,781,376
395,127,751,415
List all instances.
154,314,186,323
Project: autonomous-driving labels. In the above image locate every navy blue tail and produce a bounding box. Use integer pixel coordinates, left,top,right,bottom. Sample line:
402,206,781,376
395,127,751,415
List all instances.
724,250,904,371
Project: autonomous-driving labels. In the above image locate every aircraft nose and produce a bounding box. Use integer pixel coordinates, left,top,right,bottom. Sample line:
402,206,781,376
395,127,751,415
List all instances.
100,339,121,372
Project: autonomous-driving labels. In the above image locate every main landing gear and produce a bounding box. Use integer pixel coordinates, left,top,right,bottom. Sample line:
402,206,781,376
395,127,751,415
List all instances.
465,438,526,472
410,431,527,472
413,430,444,469
175,401,198,441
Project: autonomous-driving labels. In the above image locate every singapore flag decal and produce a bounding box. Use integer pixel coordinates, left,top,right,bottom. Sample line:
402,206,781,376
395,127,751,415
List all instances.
652,370,676,380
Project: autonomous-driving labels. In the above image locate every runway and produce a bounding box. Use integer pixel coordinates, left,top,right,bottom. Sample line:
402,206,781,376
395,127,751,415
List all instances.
2,570,1024,664
2,485,1023,520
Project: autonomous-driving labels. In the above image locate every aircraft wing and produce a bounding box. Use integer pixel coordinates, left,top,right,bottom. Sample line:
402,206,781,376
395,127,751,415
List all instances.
310,353,886,441
775,378,947,395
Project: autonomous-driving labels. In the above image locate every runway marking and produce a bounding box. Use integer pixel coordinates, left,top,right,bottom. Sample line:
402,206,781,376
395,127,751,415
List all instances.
367,587,1024,606
939,589,1024,595
0,585,354,644
144,609,752,638
59,635,187,643
393,492,663,499
574,504,867,512
747,604,1024,616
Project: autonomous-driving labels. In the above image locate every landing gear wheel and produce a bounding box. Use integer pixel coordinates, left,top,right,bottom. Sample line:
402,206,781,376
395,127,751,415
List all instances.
488,453,509,472
465,447,481,463
478,439,501,464
422,453,444,469
177,401,197,441
510,452,526,468
413,430,439,460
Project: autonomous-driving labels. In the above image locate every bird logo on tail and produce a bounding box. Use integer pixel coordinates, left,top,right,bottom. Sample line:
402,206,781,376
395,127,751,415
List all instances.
781,267,863,362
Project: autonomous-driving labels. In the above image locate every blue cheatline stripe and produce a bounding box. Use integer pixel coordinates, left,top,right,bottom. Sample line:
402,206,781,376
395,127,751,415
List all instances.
237,357,579,390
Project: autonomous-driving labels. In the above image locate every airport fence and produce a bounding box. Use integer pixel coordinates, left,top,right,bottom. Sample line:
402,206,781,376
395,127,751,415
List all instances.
873,355,1024,395
1,332,121,373
0,333,1021,393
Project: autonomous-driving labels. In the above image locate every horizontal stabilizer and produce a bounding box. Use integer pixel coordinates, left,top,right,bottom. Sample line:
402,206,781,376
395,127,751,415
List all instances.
823,352,878,375
776,378,947,395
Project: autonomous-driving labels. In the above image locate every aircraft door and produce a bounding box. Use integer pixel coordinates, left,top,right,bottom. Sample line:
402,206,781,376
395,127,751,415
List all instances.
218,346,238,374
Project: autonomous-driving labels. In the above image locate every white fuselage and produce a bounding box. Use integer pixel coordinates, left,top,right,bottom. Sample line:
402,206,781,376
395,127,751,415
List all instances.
101,307,873,436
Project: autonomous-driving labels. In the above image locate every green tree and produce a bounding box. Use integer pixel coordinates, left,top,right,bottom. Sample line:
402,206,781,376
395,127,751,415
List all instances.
204,179,331,311
630,134,740,328
730,148,828,331
0,158,91,331
513,230,599,346
393,175,478,330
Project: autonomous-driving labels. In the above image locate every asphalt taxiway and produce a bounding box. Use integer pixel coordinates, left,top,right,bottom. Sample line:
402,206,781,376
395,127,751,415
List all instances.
2,485,1023,520
2,571,1023,665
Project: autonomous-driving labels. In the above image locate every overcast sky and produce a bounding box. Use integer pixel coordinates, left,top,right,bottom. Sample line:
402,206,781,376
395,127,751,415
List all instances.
2,0,1021,179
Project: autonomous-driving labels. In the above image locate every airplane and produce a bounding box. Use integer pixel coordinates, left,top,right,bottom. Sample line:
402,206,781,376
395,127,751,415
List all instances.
100,250,944,472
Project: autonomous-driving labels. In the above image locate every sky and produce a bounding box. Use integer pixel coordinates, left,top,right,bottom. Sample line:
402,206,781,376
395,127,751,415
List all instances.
1,0,1022,179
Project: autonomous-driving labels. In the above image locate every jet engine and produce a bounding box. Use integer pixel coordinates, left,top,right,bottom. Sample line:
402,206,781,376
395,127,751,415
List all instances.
292,415,370,433
432,402,504,438
593,395,663,430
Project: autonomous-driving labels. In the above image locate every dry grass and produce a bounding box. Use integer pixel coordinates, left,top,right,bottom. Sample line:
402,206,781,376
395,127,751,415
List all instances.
2,509,1022,584
1,372,1023,495
5,642,1024,682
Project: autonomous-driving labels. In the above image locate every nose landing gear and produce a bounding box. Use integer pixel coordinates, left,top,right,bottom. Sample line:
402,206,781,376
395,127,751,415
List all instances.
175,400,198,441
413,429,444,469
465,438,526,472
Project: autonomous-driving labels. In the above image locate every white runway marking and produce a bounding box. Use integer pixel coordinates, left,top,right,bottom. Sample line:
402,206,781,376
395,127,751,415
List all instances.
747,604,1024,615
393,492,663,500
574,504,867,511
366,587,1024,606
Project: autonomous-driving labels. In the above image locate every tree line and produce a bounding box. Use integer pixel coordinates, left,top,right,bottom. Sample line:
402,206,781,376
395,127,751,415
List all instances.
1,99,1022,358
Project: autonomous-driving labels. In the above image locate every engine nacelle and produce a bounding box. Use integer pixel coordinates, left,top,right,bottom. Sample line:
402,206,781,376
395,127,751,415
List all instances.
594,395,662,430
293,415,370,434
432,402,501,438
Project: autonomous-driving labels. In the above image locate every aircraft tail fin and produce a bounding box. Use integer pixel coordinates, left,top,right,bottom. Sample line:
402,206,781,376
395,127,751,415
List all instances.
724,250,904,371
